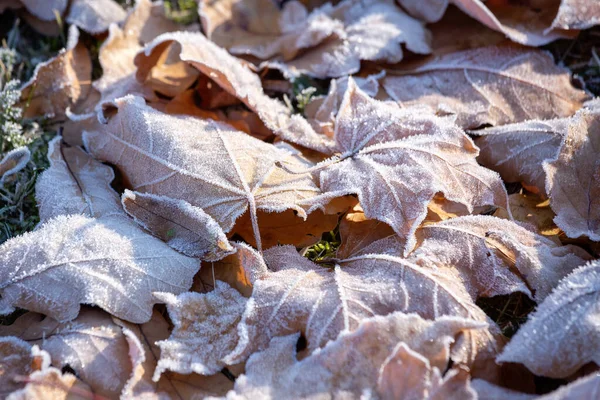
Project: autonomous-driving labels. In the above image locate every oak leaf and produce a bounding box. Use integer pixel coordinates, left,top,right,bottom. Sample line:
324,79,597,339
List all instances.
317,79,508,253
544,106,600,241
382,46,589,129
497,260,600,378
224,312,484,399
83,95,323,251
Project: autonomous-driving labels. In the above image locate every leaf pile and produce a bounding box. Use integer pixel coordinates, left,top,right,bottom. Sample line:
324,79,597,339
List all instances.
1,0,600,399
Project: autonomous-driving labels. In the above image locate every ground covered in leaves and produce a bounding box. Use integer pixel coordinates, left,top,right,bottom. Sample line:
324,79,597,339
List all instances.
1,0,600,399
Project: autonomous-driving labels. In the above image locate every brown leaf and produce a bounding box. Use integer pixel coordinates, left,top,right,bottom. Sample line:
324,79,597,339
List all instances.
0,309,133,397
225,243,500,378
474,118,569,196
551,0,600,30
0,337,48,396
0,147,30,184
544,106,600,241
318,79,508,254
195,243,256,297
471,379,535,400
497,260,600,378
410,215,590,301
152,281,247,378
20,26,92,119
135,31,328,152
84,95,323,252
382,46,589,129
7,367,92,400
226,312,484,398
122,190,234,260
337,202,395,259
66,0,127,34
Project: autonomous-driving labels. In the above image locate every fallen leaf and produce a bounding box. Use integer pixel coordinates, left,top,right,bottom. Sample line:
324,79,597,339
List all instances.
0,147,30,183
494,193,561,237
152,281,247,379
122,190,234,260
226,242,500,377
471,379,535,400
20,26,92,119
551,0,600,30
0,136,199,323
225,312,485,398
544,106,600,241
6,367,91,400
497,260,600,378
318,79,508,254
84,95,323,251
382,46,589,129
0,309,133,397
19,0,67,21
337,202,395,259
377,343,476,400
410,215,590,301
538,372,600,399
0,337,49,397
474,118,569,196
66,0,127,34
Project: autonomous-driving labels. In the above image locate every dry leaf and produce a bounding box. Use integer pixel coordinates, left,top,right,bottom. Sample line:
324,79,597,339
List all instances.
318,79,508,254
152,281,247,379
66,0,127,34
200,0,342,61
474,118,569,196
225,242,499,375
0,309,133,397
6,367,91,400
337,202,395,259
544,106,600,241
0,337,49,397
471,379,535,400
83,95,323,252
497,260,600,378
225,312,485,398
410,215,590,301
382,46,589,129
493,193,561,237
377,343,475,400
551,0,600,30
538,372,600,399
20,0,67,21
134,31,328,152
0,147,30,183
20,26,92,119
122,190,234,260
0,137,199,323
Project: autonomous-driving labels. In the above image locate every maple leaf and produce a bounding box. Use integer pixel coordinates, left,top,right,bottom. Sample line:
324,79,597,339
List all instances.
315,79,508,253
19,26,92,119
473,118,569,196
409,215,591,301
152,281,247,379
83,95,323,251
65,0,127,35
224,242,500,379
544,106,600,241
382,46,589,129
497,260,600,378
0,147,30,184
0,309,135,397
223,312,484,399
0,137,199,323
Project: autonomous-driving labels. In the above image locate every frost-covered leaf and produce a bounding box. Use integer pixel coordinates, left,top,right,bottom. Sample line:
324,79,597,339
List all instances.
35,136,122,222
551,0,600,30
200,0,342,61
474,118,568,196
471,379,535,400
0,337,49,397
544,107,600,241
497,260,600,378
494,193,561,237
538,372,600,399
382,46,589,129
318,79,508,253
0,147,30,183
226,242,500,377
377,343,475,400
0,309,134,397
225,312,485,399
153,281,247,379
84,95,323,251
122,190,234,260
337,202,395,259
6,367,92,400
19,0,67,21
410,216,590,301
135,31,328,152
396,0,448,23
451,0,575,46
66,0,127,34
20,26,92,119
